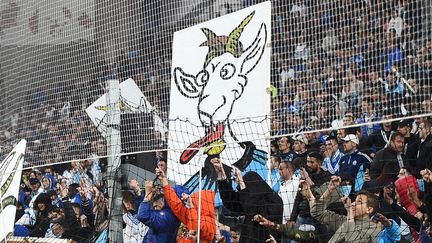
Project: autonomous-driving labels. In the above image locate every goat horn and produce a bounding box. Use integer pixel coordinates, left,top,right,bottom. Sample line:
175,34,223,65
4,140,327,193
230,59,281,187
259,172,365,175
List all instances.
226,11,255,57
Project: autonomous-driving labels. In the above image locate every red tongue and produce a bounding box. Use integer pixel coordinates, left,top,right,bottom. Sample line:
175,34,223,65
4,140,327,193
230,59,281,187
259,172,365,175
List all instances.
180,123,225,164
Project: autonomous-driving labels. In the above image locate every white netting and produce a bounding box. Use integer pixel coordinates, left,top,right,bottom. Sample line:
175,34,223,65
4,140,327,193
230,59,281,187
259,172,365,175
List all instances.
1,0,431,242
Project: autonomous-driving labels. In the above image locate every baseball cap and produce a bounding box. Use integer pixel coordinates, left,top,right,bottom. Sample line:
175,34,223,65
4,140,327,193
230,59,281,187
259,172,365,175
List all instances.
294,134,309,145
341,134,359,145
29,178,40,185
398,119,412,128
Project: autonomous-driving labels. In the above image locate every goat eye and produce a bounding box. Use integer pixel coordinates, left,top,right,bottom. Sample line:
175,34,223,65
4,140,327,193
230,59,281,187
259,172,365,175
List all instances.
220,63,236,80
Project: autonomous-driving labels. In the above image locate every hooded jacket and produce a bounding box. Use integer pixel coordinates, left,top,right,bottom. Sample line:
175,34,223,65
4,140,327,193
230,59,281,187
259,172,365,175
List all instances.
137,199,179,243
163,184,216,243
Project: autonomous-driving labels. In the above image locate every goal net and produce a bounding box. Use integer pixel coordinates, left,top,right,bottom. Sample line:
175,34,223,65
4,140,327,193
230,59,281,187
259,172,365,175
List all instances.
0,0,431,242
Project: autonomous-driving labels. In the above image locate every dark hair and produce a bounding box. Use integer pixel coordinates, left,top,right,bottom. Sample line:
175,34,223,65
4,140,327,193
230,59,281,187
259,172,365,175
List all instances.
308,151,323,163
230,224,241,234
345,126,360,135
423,119,432,129
390,131,404,141
362,97,373,108
122,190,134,204
326,136,338,143
271,155,281,163
356,190,379,213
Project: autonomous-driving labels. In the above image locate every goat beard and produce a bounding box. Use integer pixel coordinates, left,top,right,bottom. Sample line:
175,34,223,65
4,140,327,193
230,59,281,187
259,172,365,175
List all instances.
179,123,225,164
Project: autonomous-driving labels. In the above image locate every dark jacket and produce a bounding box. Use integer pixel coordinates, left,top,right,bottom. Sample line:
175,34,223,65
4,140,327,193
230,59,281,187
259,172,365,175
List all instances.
218,171,283,243
60,201,81,242
137,200,179,243
289,169,332,221
29,193,52,237
366,129,392,154
415,134,432,177
370,146,407,184
339,150,372,179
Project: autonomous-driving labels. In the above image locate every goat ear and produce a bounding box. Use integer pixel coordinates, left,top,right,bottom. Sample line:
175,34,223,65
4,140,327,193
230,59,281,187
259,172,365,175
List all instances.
240,23,267,76
173,67,204,98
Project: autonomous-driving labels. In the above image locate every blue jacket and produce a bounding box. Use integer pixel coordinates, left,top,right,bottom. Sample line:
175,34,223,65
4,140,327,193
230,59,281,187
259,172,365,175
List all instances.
377,219,401,243
137,201,180,243
339,150,372,179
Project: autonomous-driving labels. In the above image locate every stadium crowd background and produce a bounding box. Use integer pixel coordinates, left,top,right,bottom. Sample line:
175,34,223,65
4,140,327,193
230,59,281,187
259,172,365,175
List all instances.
0,0,431,242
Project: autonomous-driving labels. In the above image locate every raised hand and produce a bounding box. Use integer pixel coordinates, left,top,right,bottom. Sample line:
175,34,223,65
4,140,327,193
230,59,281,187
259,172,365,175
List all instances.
265,234,276,243
300,180,314,200
155,167,168,186
130,179,139,190
211,158,227,179
383,186,394,205
253,214,275,229
232,166,246,189
372,213,392,227
328,176,341,191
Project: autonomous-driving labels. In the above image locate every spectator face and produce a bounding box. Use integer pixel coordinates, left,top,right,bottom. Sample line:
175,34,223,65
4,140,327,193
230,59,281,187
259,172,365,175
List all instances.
72,205,81,220
157,160,167,174
325,140,338,155
29,172,37,179
293,141,304,152
60,179,67,189
37,202,46,211
387,73,395,85
342,140,356,153
419,122,431,139
230,230,240,243
422,100,432,113
337,129,346,142
343,114,354,125
361,101,373,113
270,156,280,170
30,182,40,192
397,125,410,137
272,118,283,130
382,115,392,128
305,132,316,141
390,135,405,153
152,197,164,210
368,71,378,82
278,137,290,152
278,163,293,180
351,194,373,219
306,156,320,173
42,177,50,190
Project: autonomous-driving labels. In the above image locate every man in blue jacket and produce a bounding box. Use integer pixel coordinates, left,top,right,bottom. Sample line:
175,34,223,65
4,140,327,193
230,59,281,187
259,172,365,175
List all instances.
339,134,372,190
137,181,180,243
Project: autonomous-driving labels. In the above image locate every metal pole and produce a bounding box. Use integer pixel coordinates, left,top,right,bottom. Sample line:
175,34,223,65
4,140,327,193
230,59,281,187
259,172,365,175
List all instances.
106,76,123,243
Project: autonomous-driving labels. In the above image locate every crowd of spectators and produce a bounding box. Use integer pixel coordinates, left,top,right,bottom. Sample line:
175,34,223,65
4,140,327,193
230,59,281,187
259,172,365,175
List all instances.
13,158,108,242
270,0,432,134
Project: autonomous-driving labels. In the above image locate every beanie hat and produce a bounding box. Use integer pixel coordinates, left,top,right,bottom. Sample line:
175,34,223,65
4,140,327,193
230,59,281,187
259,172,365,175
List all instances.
174,185,190,199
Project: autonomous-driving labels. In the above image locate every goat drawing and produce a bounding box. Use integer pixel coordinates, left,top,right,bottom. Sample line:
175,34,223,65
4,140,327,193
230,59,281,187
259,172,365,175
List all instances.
173,11,269,191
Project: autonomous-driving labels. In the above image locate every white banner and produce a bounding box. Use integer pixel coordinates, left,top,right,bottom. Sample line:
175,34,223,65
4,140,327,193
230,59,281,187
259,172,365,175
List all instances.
0,139,26,241
0,0,94,45
168,2,272,184
86,78,167,138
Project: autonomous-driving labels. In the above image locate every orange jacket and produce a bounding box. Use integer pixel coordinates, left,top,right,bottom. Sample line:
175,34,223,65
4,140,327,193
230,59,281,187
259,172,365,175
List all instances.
163,184,216,243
